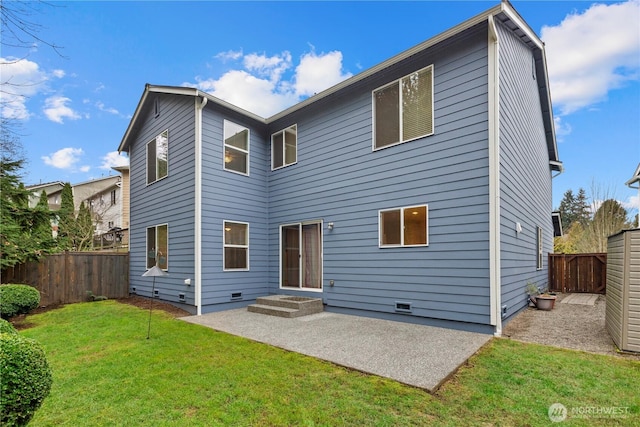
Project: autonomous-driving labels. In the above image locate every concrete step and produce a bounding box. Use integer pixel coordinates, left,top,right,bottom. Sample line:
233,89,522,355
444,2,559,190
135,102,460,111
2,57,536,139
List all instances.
248,303,305,318
249,295,324,318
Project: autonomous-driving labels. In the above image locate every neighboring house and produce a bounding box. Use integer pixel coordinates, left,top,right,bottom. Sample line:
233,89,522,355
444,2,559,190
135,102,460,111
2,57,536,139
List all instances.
118,2,562,334
626,163,640,220
26,181,65,210
73,175,122,235
27,174,129,245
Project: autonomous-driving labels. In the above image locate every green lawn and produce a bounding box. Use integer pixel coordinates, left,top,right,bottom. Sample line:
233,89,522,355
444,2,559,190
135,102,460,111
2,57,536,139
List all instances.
20,300,639,426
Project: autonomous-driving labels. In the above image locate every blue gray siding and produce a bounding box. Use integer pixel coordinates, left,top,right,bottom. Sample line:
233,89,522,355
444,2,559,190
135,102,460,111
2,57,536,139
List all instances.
496,21,554,321
128,94,197,310
199,107,269,312
267,25,493,328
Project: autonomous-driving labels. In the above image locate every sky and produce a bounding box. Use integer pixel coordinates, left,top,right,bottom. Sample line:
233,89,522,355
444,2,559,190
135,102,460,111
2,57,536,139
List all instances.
1,0,639,218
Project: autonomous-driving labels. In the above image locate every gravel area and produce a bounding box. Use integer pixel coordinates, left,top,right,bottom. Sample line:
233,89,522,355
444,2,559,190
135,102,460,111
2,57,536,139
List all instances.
503,293,640,360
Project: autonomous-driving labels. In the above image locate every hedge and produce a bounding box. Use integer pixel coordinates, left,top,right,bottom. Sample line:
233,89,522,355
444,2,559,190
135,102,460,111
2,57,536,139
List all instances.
0,333,53,426
0,285,41,319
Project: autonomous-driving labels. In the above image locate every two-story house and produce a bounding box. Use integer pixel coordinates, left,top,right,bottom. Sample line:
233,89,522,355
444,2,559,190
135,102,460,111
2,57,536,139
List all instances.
118,2,562,335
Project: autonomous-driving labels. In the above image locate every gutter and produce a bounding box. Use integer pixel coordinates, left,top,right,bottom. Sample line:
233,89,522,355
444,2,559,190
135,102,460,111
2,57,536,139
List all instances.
194,94,208,315
488,14,502,337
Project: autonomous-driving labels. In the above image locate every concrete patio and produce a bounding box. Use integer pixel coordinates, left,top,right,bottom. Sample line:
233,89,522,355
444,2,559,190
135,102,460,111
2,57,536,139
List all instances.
181,308,491,392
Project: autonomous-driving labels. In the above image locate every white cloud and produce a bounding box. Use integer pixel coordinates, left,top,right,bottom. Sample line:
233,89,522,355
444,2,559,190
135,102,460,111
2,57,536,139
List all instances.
622,194,639,213
52,69,65,78
553,116,573,142
295,50,353,97
542,0,640,115
80,165,91,173
43,96,81,123
215,49,243,62
185,48,352,117
96,101,121,116
0,57,48,119
42,147,84,169
100,151,129,170
193,70,298,117
244,51,292,83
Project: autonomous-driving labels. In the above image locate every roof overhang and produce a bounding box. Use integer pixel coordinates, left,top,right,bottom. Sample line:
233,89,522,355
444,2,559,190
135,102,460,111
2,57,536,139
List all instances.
625,163,640,188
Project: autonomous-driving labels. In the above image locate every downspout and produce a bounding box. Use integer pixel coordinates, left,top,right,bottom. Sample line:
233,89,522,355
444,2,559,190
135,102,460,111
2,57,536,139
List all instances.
195,94,207,315
488,15,502,336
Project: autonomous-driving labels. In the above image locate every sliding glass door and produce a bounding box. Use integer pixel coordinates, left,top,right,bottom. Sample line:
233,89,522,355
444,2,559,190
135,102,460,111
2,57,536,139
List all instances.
280,222,322,290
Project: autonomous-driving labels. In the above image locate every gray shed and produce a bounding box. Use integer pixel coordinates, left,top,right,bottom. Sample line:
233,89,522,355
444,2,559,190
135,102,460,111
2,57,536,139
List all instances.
606,228,640,353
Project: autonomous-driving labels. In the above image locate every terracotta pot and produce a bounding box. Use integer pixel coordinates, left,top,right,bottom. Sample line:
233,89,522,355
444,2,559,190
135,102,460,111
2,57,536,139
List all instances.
535,295,556,311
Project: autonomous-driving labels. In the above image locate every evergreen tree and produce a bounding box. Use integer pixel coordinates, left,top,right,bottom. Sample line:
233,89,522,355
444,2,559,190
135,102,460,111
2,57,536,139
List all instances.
75,202,95,251
56,183,75,250
32,190,57,255
0,160,57,267
557,189,576,230
574,188,591,225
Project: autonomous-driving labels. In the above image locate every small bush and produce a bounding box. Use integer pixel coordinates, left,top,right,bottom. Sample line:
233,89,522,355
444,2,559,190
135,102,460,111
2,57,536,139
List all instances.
0,333,53,426
0,319,17,335
0,285,41,319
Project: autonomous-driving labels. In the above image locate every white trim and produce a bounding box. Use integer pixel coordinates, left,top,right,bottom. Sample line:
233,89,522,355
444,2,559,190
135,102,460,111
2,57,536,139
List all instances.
536,226,543,270
271,124,298,170
194,96,207,315
223,119,250,176
488,15,502,336
278,220,323,292
378,205,429,248
372,65,435,151
223,220,250,271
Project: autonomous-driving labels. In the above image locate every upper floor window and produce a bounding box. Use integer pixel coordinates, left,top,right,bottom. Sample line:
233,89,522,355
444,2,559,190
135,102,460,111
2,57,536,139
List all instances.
272,124,297,170
147,130,168,185
373,65,434,150
379,205,428,247
224,120,249,175
147,224,168,270
111,189,117,206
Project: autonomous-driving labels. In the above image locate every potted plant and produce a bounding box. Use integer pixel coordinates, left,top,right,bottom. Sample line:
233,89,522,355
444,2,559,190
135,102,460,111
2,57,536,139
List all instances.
526,282,556,311
535,288,557,310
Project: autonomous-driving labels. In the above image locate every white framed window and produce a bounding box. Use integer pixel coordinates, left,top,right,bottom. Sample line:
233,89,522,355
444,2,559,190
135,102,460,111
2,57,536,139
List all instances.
373,65,434,150
147,130,168,185
272,124,297,170
223,120,249,175
224,221,249,270
379,205,428,247
111,189,117,206
147,224,168,270
537,226,543,270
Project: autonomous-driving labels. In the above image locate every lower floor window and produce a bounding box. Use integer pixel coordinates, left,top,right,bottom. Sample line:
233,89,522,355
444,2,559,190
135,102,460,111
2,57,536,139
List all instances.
224,221,249,270
379,205,428,247
147,224,168,270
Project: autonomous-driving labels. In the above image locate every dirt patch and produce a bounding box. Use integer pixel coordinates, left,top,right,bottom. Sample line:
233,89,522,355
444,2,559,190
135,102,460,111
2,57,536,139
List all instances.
116,295,191,318
10,295,190,330
503,293,640,360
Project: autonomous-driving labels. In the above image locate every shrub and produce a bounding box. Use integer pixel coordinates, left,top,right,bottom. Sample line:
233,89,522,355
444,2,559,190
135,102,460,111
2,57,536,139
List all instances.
0,319,17,335
0,333,53,426
0,285,41,319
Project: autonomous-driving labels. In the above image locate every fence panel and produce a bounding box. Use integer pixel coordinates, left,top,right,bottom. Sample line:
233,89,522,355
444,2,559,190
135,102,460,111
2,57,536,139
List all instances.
548,253,607,294
1,252,129,306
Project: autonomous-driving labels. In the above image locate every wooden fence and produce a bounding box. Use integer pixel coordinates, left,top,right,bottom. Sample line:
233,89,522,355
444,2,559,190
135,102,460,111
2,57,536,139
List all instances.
548,253,607,294
1,252,129,306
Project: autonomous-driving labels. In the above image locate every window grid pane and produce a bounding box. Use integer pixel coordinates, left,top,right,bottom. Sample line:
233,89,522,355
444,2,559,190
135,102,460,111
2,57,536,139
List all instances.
380,210,401,245
374,83,400,149
284,125,297,165
402,68,433,140
156,131,168,180
404,206,427,245
272,132,284,169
